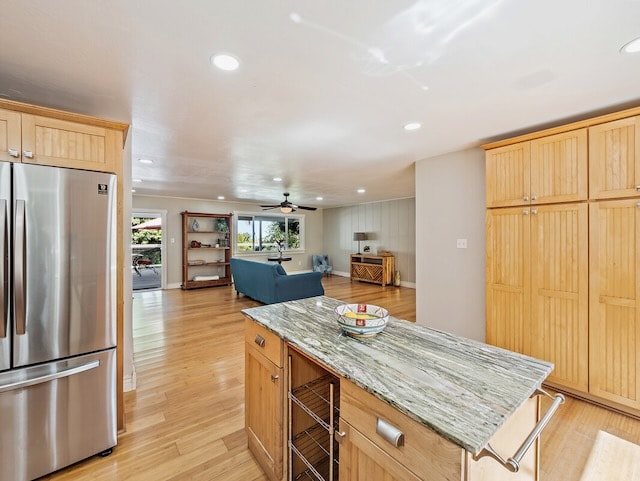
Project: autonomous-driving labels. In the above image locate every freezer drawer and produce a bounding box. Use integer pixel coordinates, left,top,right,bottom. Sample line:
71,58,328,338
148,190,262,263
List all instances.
0,349,116,481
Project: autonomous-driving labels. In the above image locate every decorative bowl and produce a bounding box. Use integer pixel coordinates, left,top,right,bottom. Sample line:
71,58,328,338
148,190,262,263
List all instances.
335,303,389,337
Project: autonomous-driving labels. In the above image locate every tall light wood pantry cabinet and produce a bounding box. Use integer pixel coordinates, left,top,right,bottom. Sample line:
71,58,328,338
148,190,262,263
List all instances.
0,99,128,430
484,106,640,415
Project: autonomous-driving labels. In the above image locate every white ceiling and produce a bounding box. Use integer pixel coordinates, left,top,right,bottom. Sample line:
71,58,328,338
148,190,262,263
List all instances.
1,1,639,208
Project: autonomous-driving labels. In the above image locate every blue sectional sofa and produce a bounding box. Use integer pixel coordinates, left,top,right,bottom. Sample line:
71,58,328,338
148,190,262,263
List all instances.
230,257,324,304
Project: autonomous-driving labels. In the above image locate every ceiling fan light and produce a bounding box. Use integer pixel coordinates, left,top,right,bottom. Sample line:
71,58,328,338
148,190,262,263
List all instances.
280,206,293,213
621,36,640,54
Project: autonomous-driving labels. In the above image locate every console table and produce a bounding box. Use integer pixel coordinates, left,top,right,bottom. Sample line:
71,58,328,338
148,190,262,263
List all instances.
350,254,394,286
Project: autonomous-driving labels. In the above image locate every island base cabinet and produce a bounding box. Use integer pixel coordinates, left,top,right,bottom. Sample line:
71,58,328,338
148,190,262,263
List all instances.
245,327,284,481
467,396,540,481
340,379,540,481
339,420,421,481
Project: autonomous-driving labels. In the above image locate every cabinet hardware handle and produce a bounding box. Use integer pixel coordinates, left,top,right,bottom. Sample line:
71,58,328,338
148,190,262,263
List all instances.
531,195,537,201
334,431,346,444
636,185,640,191
523,195,529,201
376,417,405,448
271,374,279,382
22,150,33,159
8,148,19,158
473,390,564,473
636,203,640,208
523,210,529,215
254,334,265,348
531,209,538,215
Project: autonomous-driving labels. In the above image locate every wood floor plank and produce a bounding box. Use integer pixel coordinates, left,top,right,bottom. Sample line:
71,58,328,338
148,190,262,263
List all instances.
41,276,640,480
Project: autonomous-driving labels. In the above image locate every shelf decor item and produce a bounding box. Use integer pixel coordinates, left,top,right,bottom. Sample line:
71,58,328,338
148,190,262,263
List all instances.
214,218,229,232
192,218,200,231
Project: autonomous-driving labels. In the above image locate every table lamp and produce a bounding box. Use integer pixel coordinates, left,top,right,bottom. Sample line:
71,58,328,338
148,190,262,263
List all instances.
353,232,368,254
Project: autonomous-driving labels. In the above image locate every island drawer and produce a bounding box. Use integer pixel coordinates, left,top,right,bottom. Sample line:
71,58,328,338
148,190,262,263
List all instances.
244,318,283,367
340,379,463,480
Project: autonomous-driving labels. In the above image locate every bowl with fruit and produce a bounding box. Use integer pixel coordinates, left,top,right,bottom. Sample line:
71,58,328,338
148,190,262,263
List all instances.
335,303,389,337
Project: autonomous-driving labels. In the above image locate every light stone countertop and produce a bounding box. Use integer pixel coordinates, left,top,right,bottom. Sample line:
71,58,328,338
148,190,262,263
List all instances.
242,295,553,455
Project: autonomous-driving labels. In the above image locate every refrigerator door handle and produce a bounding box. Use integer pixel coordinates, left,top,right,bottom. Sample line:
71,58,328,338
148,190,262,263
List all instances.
0,199,5,339
14,199,26,335
0,359,100,394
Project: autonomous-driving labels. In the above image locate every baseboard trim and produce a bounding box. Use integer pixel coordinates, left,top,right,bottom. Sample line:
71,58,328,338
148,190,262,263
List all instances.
124,369,137,392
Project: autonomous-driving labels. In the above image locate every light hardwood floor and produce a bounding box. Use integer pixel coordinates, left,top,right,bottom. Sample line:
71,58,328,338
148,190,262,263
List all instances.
43,276,639,480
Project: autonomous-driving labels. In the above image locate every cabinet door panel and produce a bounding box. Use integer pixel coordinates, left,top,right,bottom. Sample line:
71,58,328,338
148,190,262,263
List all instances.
530,204,588,390
486,208,531,355
339,420,421,481
530,129,587,204
245,344,283,480
589,200,640,409
486,142,530,208
0,108,21,162
21,114,118,172
589,116,640,200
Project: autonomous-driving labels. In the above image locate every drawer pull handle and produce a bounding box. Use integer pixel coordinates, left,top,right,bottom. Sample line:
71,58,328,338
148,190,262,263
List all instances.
271,374,279,382
376,417,404,448
254,334,265,348
334,430,346,444
473,389,564,472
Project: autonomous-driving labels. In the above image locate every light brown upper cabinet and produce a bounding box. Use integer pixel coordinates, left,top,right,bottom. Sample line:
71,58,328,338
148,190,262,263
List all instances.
0,107,121,173
589,116,640,200
589,199,640,410
486,129,587,208
0,108,21,162
21,114,120,172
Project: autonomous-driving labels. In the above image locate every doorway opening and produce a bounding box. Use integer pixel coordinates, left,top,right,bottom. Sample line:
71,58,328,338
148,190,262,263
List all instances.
131,210,166,290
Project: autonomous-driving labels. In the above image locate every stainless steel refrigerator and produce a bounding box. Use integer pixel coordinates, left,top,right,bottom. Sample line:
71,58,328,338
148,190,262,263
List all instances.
0,162,117,481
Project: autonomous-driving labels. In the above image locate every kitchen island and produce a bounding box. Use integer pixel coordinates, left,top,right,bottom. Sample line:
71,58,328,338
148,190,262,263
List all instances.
242,296,560,481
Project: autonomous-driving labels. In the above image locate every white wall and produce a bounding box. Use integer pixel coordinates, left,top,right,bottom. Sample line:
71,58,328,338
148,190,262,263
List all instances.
122,134,135,391
323,199,416,285
133,195,324,288
415,148,486,341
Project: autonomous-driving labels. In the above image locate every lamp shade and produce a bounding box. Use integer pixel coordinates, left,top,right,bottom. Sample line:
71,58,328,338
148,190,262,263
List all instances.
353,232,367,241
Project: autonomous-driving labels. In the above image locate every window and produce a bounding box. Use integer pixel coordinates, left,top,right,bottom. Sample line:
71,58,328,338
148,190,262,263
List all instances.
236,213,303,253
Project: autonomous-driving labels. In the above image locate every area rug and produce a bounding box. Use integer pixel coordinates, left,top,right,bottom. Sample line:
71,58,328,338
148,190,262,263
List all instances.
579,430,640,480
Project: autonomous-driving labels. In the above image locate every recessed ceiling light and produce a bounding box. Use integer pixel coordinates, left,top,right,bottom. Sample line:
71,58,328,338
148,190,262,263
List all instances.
139,159,153,164
404,122,422,131
273,177,282,182
217,195,225,200
290,12,302,23
131,189,136,193
132,179,142,183
316,196,323,201
357,188,366,194
621,36,640,54
211,53,240,71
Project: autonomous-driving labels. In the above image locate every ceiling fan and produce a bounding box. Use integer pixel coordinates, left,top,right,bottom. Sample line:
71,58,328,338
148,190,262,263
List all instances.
260,192,317,213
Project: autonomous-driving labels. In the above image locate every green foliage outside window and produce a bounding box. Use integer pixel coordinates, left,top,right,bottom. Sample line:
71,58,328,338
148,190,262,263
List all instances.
236,215,302,252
